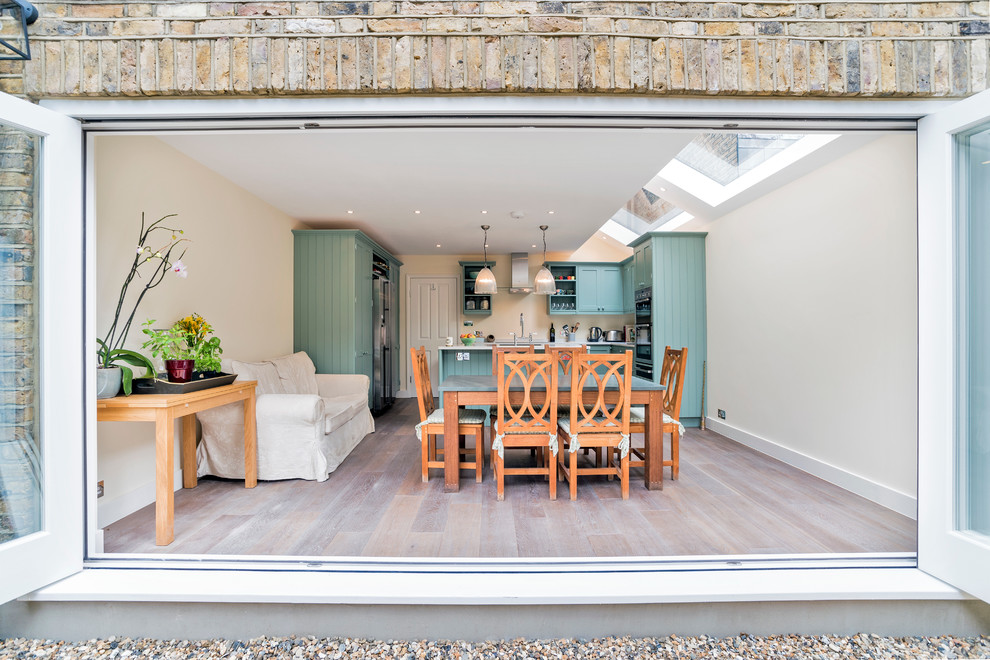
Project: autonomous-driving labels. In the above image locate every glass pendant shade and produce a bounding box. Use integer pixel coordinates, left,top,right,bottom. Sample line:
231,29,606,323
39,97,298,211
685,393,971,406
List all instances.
534,265,555,294
474,266,497,294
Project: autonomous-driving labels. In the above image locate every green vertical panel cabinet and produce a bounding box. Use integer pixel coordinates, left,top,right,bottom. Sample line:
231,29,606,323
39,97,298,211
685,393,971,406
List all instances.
293,230,402,408
629,232,707,428
576,266,599,312
622,257,634,313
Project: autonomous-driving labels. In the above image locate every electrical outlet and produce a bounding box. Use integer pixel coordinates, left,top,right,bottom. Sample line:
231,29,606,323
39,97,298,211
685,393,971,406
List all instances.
96,480,104,498
717,409,726,420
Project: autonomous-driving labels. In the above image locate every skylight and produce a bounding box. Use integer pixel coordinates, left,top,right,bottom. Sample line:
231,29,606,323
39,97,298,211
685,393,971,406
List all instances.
659,133,840,207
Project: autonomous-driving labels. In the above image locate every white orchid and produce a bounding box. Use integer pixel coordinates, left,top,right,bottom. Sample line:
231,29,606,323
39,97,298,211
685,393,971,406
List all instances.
171,260,188,278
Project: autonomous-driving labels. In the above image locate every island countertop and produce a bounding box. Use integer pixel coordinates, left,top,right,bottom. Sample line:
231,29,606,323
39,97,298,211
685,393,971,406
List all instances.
438,342,635,351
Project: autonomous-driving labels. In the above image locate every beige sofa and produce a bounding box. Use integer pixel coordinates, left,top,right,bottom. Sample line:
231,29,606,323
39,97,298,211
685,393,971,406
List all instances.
196,351,375,482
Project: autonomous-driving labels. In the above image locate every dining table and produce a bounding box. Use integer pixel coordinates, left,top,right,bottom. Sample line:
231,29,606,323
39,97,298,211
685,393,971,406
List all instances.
437,373,666,493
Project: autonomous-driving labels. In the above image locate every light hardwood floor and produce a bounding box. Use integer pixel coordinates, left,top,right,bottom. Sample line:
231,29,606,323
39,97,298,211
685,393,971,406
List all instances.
104,399,916,557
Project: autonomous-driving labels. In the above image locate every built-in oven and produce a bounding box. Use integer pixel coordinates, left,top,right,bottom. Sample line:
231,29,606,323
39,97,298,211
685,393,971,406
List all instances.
634,287,651,324
634,359,653,380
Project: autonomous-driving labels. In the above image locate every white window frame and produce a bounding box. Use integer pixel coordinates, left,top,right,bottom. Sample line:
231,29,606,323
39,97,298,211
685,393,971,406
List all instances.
0,93,84,603
22,94,978,606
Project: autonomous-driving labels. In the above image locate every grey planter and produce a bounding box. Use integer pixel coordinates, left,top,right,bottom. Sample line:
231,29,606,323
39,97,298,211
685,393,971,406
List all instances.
96,366,122,399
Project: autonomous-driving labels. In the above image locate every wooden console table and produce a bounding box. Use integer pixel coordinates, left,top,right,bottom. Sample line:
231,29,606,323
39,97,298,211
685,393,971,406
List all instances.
96,381,258,546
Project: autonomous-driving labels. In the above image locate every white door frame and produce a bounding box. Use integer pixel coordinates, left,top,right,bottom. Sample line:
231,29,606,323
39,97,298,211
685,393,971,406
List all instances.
20,94,989,609
917,88,990,603
0,93,84,603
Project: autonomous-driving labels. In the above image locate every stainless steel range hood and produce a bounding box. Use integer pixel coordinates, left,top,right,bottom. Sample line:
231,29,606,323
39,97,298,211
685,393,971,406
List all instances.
508,252,533,293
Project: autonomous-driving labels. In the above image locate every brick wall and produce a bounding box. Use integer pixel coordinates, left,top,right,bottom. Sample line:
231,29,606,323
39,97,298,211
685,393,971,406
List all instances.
7,0,987,98
0,127,39,544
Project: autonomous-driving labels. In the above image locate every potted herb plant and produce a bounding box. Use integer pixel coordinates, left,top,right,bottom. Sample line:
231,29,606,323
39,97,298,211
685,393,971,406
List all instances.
97,212,189,397
142,313,223,383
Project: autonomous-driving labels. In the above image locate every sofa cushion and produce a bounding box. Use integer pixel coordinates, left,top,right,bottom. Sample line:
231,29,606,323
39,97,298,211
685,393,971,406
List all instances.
323,393,367,434
229,359,284,395
272,352,319,395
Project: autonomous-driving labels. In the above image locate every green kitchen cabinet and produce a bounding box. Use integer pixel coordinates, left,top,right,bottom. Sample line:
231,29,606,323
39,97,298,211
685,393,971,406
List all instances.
546,263,577,315
460,260,496,316
576,265,623,314
622,257,634,313
293,230,402,407
633,241,652,290
628,231,706,427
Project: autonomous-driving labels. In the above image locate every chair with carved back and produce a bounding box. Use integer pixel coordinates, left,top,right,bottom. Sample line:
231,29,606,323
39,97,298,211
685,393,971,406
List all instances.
491,352,559,501
409,346,487,483
491,344,535,375
546,344,589,457
629,346,687,480
556,351,632,500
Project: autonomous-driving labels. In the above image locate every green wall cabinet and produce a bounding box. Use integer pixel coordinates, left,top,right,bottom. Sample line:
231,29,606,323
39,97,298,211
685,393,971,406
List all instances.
460,260,496,316
293,230,402,408
633,241,652,290
628,232,707,428
576,265,623,314
622,257,634,313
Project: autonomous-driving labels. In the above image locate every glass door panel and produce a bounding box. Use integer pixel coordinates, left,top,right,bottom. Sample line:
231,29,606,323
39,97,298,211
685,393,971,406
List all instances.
0,92,83,604
959,122,990,539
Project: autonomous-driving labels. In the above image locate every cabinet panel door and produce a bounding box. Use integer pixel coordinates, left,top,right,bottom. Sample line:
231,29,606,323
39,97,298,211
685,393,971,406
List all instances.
622,261,634,313
355,243,373,366
642,242,653,289
599,266,624,313
576,266,600,312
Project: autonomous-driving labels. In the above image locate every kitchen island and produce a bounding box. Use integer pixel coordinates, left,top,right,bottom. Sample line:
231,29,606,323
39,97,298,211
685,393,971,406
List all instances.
437,342,636,381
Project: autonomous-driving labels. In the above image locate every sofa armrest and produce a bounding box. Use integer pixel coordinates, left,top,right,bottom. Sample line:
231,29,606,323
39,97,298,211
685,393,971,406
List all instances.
316,373,370,399
255,393,325,425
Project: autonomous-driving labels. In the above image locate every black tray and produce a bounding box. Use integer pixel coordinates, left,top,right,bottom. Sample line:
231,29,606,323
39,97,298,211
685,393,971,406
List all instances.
131,371,237,395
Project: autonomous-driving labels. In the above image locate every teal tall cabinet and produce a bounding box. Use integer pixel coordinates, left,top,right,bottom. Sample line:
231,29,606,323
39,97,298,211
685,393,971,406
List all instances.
629,232,707,428
292,230,402,408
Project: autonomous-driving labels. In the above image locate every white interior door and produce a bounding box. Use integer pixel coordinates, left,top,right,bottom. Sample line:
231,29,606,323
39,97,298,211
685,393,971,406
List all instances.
918,89,990,603
0,92,84,603
408,275,458,395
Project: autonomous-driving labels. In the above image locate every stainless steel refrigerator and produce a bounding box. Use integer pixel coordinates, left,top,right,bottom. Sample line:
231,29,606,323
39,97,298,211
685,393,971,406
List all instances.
371,275,394,414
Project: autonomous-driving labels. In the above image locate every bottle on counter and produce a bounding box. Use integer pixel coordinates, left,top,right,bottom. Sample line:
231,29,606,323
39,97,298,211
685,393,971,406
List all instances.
550,323,555,342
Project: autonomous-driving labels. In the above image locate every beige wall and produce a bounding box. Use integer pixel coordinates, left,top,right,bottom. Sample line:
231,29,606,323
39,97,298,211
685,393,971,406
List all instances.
95,135,300,527
396,238,634,394
699,134,918,506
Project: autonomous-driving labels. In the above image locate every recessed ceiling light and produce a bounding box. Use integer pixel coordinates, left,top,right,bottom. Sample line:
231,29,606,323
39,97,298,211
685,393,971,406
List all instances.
659,187,667,192
415,210,421,214
531,244,537,248
436,243,441,248
484,244,489,248
481,210,488,214
347,210,354,214
548,210,555,215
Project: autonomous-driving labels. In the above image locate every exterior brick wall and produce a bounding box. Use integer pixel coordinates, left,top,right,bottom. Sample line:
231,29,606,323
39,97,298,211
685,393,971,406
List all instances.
0,127,38,543
8,0,988,99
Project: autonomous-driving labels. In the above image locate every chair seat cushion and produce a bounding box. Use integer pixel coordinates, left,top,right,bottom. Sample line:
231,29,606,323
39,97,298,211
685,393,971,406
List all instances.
323,394,368,434
415,407,488,440
629,406,686,434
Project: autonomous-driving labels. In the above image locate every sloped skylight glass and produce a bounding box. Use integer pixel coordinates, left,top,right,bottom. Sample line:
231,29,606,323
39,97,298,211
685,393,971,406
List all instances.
675,133,804,186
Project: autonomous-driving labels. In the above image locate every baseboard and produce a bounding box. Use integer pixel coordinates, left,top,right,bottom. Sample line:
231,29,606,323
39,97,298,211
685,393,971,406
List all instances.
703,417,917,520
97,469,185,528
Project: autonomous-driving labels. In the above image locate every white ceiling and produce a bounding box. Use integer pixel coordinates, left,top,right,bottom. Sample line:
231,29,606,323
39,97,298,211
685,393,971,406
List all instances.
159,128,696,255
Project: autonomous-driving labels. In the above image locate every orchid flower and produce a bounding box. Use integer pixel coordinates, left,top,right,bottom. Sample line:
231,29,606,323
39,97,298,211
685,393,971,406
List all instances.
171,260,188,278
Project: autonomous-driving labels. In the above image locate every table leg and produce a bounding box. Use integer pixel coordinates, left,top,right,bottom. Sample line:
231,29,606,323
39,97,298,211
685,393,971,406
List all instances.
443,389,460,493
645,389,664,491
181,414,197,489
243,392,258,489
155,408,176,546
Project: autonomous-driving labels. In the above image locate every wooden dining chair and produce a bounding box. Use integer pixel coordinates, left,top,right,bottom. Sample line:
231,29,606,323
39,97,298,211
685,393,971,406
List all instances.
491,352,559,501
410,346,487,483
546,344,584,377
491,344,535,375
629,346,688,480
556,351,632,500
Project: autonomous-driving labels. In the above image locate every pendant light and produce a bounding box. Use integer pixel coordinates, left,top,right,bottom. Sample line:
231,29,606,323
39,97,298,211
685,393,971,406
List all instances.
474,224,497,294
534,225,555,295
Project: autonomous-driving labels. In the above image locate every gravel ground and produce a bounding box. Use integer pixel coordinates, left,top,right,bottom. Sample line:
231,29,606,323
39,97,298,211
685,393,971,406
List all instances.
2,635,990,659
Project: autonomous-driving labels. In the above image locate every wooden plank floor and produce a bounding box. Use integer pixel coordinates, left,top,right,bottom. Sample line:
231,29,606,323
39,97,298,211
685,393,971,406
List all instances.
103,399,916,557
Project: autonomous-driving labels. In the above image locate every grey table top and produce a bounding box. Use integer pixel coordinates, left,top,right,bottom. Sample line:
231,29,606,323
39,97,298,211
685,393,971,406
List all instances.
438,374,664,392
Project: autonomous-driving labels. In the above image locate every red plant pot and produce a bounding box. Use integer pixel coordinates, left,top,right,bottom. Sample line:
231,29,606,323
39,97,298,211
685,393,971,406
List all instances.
165,359,195,383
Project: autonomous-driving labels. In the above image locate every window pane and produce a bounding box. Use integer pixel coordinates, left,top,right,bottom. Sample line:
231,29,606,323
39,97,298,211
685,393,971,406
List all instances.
0,122,40,544
960,121,990,536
